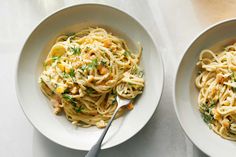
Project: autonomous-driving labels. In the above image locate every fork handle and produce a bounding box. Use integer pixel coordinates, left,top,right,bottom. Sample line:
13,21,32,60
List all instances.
85,108,119,157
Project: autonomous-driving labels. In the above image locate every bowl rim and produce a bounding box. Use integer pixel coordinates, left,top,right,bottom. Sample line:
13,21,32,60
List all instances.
173,18,236,156
15,3,165,151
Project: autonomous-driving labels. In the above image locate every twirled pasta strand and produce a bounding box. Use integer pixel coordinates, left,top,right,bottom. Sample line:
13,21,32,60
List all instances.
196,43,236,140
39,27,144,128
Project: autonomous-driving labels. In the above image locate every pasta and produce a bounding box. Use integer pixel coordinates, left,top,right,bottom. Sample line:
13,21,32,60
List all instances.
39,27,144,128
195,43,236,140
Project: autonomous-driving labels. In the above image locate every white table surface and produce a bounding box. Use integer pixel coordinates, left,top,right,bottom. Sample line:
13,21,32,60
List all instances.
2,0,236,156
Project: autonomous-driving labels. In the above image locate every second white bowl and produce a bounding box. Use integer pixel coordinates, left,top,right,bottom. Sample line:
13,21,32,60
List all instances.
174,19,236,156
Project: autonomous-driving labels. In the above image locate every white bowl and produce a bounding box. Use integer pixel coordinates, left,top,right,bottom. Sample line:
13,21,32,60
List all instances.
174,19,236,156
16,4,164,150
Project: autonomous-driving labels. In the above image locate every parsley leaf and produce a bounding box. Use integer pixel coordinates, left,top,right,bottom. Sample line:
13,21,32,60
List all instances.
138,71,144,77
101,60,107,66
52,56,60,61
63,88,70,94
62,72,69,78
200,101,216,124
62,94,77,107
69,69,75,77
80,58,98,71
75,106,83,113
202,112,214,124
87,58,98,70
81,65,87,71
124,50,131,57
209,101,216,108
62,94,71,100
69,46,81,55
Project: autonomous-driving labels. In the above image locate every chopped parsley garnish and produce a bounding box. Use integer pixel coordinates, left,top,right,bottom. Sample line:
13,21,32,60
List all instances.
202,113,213,124
69,46,81,55
84,46,91,52
200,101,216,124
138,71,144,77
101,60,107,66
87,58,98,70
62,72,70,78
75,106,83,113
80,58,98,71
63,88,70,94
52,56,60,61
62,94,71,100
124,50,131,57
69,69,75,77
81,65,87,71
62,94,77,107
81,58,98,71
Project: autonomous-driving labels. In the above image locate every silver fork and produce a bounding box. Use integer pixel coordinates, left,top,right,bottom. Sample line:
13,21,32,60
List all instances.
85,96,131,157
